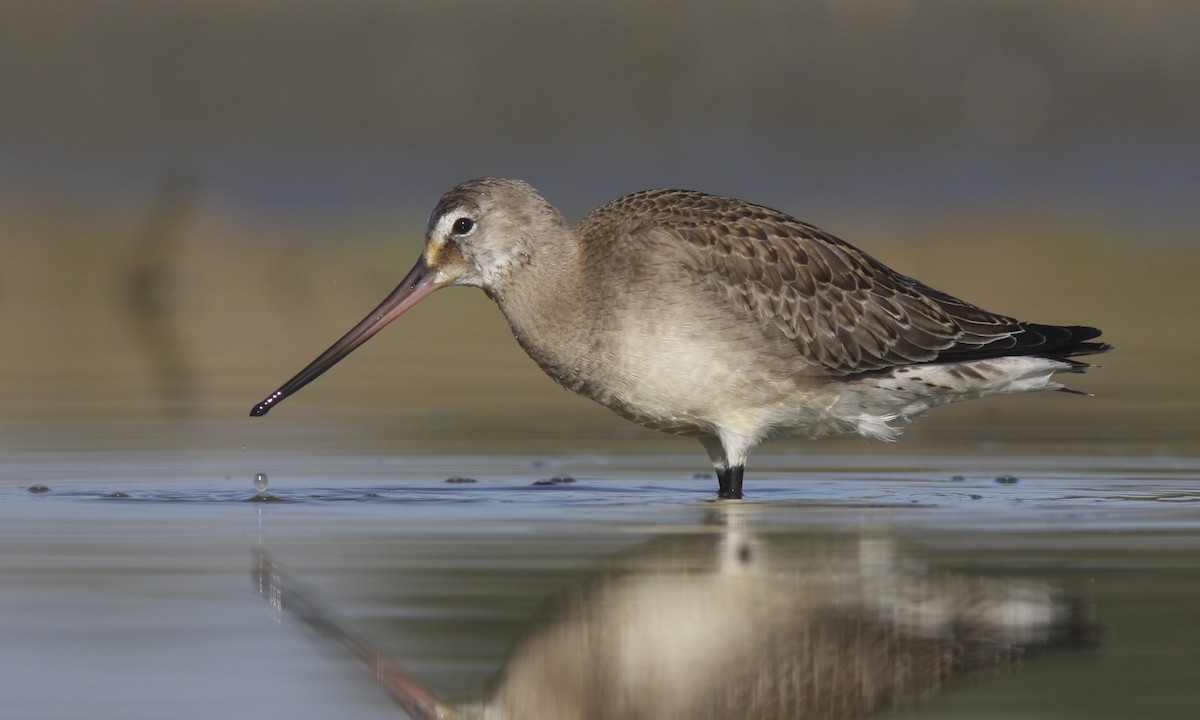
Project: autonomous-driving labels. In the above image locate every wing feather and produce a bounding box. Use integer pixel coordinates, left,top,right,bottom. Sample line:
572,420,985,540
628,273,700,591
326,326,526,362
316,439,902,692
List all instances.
584,189,1107,375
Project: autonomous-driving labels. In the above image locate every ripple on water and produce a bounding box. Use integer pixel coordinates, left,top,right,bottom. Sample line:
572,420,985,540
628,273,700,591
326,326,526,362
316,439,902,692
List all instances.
22,479,693,507
11,466,1199,532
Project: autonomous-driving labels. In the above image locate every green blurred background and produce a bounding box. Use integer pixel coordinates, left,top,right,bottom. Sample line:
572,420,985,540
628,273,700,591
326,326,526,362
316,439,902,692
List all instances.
2,0,1197,461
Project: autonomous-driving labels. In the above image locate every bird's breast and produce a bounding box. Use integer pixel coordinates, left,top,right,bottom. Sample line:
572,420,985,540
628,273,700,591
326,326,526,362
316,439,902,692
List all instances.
501,280,825,439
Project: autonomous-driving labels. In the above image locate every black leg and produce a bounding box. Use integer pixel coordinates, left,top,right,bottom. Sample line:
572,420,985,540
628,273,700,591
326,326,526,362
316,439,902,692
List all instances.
716,465,745,500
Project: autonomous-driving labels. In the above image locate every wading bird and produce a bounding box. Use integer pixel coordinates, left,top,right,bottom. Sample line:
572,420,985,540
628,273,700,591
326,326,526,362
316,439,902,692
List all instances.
252,178,1109,498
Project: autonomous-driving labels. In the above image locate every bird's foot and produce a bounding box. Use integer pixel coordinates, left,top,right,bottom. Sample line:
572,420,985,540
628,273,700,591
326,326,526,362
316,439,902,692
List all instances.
716,465,745,500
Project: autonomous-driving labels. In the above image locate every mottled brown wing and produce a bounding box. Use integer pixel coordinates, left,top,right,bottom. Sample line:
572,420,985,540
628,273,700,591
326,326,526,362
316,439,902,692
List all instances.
594,189,1030,375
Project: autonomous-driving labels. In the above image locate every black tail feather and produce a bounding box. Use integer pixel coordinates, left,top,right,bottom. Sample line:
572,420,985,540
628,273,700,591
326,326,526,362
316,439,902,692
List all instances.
935,323,1112,364
1049,339,1113,360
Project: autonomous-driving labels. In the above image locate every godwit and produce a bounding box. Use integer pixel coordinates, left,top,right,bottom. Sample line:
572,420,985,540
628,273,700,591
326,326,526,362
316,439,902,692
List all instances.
252,178,1109,498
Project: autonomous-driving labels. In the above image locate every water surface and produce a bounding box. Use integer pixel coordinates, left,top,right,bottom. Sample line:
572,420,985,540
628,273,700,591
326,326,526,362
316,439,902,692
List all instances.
3,448,1197,719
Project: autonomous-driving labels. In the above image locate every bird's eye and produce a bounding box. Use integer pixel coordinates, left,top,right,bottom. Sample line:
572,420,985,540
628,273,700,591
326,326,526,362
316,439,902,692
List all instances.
452,217,475,235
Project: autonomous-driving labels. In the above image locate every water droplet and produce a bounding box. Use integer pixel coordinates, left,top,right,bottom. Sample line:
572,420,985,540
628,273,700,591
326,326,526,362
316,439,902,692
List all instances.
27,484,50,494
253,472,269,492
995,474,1019,484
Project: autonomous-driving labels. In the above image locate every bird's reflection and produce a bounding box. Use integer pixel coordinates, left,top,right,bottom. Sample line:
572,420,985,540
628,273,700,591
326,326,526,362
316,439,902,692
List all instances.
254,514,1089,720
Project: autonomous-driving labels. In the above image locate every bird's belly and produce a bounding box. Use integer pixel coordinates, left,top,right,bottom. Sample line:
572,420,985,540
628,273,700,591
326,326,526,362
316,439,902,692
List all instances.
576,320,823,439
542,326,1077,445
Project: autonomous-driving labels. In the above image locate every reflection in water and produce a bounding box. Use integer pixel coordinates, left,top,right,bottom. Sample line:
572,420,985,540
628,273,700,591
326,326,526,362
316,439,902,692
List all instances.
120,172,198,415
254,551,448,720
255,513,1089,720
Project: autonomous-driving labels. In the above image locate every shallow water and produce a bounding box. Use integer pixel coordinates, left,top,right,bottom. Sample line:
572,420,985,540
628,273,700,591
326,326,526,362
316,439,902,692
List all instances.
3,447,1198,719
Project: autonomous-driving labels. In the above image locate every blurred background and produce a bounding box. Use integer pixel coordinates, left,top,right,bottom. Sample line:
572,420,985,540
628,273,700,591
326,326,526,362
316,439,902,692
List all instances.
2,0,1197,464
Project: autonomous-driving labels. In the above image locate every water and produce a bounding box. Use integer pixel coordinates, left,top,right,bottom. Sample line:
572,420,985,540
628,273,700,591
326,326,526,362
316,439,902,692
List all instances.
2,446,1198,719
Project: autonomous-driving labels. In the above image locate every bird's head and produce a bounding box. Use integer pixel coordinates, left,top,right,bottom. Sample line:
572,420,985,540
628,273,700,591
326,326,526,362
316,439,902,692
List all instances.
421,177,567,295
249,177,565,416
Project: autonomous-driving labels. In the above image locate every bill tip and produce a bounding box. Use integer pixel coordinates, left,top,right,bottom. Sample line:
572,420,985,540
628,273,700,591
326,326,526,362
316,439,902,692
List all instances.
250,392,283,417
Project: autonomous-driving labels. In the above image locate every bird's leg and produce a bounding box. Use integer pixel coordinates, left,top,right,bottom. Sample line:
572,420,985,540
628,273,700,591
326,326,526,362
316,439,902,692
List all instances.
716,465,744,500
700,435,746,500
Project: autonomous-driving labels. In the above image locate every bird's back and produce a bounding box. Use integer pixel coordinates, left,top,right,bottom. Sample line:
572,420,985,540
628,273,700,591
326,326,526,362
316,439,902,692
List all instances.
577,188,1109,376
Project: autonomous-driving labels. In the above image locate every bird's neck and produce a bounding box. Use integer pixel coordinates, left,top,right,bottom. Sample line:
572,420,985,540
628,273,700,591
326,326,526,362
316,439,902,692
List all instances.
490,237,603,392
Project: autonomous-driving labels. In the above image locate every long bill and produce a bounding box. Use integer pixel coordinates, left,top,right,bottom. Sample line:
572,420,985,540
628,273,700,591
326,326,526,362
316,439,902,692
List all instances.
250,257,440,417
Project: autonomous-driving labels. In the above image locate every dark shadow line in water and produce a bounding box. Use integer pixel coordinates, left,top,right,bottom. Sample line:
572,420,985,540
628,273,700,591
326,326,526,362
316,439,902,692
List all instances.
32,488,298,504
15,477,943,507
33,482,725,506
1060,493,1200,503
27,473,1198,509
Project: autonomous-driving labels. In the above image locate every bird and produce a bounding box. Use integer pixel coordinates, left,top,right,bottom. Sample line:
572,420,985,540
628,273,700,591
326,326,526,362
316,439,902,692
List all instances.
251,177,1110,499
